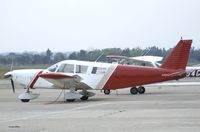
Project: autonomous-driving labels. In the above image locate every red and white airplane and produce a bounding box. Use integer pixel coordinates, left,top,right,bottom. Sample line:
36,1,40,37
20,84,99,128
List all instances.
4,39,192,102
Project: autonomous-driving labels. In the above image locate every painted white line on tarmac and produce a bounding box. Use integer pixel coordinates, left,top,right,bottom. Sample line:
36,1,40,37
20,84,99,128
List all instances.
0,102,112,124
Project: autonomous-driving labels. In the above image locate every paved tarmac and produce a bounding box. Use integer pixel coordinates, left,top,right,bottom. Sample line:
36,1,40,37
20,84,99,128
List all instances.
0,79,200,132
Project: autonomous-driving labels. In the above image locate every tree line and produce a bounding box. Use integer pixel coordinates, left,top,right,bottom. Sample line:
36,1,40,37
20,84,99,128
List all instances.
0,46,200,66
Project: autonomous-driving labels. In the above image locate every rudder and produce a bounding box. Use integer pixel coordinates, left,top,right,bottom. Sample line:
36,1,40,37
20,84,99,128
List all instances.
160,39,192,70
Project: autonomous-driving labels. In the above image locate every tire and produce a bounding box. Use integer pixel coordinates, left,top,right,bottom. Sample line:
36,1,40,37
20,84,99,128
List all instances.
104,89,111,95
66,99,75,102
21,99,30,102
80,96,89,101
130,87,138,95
138,86,145,94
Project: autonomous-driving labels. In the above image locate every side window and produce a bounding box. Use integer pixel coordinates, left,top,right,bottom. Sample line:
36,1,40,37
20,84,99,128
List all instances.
92,67,97,74
76,65,88,73
92,67,106,74
57,64,74,73
96,67,106,74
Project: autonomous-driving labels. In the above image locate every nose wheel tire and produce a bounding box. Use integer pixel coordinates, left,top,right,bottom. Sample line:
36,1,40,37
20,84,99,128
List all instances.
104,89,111,95
21,99,30,102
138,86,145,94
130,87,138,95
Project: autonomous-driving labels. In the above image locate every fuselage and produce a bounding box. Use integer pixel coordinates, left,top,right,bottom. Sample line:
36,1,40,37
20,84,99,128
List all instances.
5,60,186,90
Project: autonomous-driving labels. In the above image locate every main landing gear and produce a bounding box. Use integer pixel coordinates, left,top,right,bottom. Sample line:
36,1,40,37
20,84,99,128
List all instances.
103,86,146,95
104,89,111,95
65,88,95,102
130,86,145,95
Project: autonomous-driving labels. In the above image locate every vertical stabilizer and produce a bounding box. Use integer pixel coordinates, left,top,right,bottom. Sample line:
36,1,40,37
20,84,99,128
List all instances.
160,40,192,70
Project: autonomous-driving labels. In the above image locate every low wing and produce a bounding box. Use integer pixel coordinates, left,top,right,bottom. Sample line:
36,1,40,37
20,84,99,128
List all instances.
39,73,90,89
106,55,162,67
130,56,163,63
106,55,129,60
130,56,162,67
106,55,163,62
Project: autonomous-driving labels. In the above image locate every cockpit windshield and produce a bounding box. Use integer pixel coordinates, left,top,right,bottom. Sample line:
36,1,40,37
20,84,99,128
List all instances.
57,64,74,73
47,64,58,72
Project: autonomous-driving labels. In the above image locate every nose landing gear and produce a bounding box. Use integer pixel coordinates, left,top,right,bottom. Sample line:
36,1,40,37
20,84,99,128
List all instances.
18,91,40,103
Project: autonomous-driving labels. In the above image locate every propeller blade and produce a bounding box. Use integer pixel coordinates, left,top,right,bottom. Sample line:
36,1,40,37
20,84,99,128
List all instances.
10,78,15,93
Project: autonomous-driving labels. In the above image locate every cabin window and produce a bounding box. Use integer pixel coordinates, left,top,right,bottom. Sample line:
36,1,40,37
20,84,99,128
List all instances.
92,67,97,74
92,67,106,74
76,65,88,73
57,64,74,73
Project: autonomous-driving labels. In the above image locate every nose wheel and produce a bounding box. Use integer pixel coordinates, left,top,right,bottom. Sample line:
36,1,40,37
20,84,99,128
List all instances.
18,92,40,103
21,99,30,102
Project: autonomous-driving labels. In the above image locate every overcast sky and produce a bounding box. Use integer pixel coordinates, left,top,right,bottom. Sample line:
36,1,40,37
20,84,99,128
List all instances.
0,0,199,52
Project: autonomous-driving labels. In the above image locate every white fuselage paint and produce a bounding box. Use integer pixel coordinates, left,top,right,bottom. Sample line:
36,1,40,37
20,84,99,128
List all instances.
6,69,53,88
5,60,118,90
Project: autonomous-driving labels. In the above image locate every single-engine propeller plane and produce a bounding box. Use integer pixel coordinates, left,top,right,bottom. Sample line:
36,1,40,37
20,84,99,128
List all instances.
4,39,192,102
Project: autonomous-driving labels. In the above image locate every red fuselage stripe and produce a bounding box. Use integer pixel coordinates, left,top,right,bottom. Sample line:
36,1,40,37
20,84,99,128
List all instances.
29,70,43,88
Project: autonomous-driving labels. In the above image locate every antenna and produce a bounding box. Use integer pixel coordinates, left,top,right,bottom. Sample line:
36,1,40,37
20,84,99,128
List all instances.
181,36,183,40
141,48,151,56
10,56,14,71
95,52,104,62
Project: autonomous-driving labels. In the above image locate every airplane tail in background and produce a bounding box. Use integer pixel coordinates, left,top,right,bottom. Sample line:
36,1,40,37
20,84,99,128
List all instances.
160,39,192,70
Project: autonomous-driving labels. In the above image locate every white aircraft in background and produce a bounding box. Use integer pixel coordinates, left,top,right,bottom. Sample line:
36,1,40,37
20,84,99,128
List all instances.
106,55,162,67
106,55,200,77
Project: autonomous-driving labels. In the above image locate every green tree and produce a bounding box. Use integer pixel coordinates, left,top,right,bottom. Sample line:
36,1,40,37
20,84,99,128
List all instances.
53,52,66,63
46,48,53,64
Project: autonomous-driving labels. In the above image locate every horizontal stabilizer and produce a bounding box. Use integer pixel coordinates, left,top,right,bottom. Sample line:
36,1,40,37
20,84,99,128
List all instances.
162,71,185,77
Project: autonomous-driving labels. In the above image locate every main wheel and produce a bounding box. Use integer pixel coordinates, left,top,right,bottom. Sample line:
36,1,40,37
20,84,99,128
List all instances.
80,96,89,101
104,89,111,95
130,87,138,95
21,99,30,102
138,86,145,94
66,99,75,102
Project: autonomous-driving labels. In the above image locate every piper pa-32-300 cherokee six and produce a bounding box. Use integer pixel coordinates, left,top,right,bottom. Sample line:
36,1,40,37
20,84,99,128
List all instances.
4,39,192,102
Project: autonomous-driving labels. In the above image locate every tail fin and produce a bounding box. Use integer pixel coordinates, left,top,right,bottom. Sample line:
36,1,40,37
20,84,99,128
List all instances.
160,39,192,70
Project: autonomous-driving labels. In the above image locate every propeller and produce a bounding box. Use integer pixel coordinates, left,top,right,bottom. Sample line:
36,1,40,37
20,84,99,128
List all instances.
4,73,15,94
4,57,16,94
9,56,15,93
10,78,15,93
